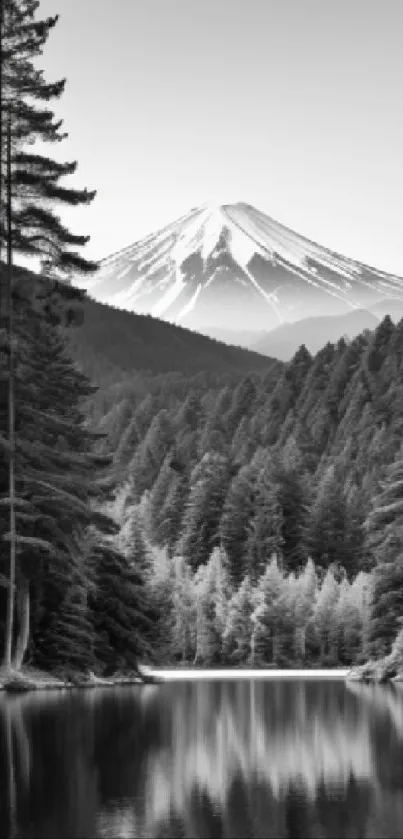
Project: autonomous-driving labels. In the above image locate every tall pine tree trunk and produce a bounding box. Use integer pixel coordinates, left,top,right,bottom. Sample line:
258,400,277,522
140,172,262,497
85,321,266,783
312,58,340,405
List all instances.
296,625,306,659
13,574,30,671
272,629,278,665
4,109,16,671
0,0,3,270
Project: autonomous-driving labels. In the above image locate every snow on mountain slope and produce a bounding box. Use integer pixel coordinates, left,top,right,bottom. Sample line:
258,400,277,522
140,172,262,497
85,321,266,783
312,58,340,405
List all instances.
80,203,403,334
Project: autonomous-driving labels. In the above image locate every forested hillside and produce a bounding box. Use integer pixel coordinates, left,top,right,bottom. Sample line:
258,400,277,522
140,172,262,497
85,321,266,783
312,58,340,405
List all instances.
0,272,157,678
3,0,402,687
3,252,403,674
88,310,403,668
0,0,281,681
68,292,279,381
3,263,403,674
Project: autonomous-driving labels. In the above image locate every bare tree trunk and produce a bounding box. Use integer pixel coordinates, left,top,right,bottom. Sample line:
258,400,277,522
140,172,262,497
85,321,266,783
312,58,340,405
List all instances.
3,109,16,671
249,630,255,666
0,0,4,271
272,630,278,665
0,0,6,274
193,606,201,664
295,625,306,659
13,574,30,671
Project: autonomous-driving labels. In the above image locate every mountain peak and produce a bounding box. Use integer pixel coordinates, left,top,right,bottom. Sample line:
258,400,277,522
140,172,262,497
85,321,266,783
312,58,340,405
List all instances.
80,202,403,334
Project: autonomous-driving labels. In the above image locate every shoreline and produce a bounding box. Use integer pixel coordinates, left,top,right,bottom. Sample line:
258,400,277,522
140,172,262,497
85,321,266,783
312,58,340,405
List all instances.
149,668,350,681
345,662,403,684
1,667,351,692
3,664,403,692
0,666,161,693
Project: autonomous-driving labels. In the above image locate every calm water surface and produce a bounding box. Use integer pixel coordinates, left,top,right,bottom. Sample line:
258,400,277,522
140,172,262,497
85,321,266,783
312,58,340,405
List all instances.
1,677,403,838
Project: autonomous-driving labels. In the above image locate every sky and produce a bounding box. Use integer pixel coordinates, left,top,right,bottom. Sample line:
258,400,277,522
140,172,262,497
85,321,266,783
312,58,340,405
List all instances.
37,0,403,274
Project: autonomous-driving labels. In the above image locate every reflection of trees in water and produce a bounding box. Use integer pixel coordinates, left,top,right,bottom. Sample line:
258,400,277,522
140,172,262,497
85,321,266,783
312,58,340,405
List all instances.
139,680,403,838
346,681,403,739
347,681,403,807
0,687,157,838
0,700,32,839
147,682,371,802
0,682,403,838
0,691,100,838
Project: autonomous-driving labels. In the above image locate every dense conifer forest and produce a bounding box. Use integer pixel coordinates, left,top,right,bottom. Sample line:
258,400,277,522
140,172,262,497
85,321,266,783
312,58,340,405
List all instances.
1,0,403,678
0,0,152,678
72,307,403,670
5,265,403,673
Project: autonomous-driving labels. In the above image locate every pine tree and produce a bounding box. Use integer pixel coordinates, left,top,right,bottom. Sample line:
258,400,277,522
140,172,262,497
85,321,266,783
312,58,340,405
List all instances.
365,316,395,377
0,0,99,672
223,575,255,663
1,281,114,670
259,346,312,447
113,412,141,478
333,572,370,664
313,567,340,663
125,507,152,579
1,113,16,669
307,464,353,573
128,409,173,501
1,0,97,272
224,375,257,438
365,455,403,656
147,452,177,544
146,546,176,664
180,452,231,570
219,461,258,586
198,386,231,456
174,390,203,432
250,556,287,666
290,558,317,661
33,549,96,675
274,456,310,572
89,540,155,673
158,471,189,557
194,547,230,664
246,467,284,582
170,554,196,663
230,414,255,465
212,545,231,639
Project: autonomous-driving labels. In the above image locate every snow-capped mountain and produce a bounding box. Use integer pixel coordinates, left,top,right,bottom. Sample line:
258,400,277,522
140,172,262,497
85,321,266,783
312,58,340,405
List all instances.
81,203,403,334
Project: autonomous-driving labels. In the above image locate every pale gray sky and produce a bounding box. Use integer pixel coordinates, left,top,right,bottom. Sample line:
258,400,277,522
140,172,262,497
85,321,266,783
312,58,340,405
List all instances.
38,0,403,273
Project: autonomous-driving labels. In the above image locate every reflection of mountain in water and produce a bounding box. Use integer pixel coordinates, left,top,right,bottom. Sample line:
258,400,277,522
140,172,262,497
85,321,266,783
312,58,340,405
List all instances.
1,680,403,838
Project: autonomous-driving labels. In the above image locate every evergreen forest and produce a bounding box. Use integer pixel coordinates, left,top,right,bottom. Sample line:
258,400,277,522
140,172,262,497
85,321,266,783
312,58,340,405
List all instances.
74,306,403,670
1,0,403,678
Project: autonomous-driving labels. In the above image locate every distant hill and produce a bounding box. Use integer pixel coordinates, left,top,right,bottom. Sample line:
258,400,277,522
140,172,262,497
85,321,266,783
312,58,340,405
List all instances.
368,298,403,322
67,295,281,379
197,326,268,349
4,264,281,382
252,309,379,361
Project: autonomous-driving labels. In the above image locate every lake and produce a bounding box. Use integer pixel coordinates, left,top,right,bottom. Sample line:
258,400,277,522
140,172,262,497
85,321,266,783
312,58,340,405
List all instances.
1,675,403,838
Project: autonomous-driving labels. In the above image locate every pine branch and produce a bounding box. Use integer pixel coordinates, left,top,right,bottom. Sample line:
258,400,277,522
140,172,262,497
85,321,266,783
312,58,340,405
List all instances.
14,152,77,177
